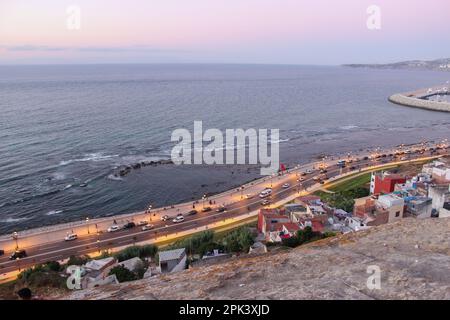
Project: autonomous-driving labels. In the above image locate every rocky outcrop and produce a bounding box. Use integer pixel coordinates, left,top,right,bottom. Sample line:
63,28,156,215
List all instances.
113,159,174,178
61,218,450,300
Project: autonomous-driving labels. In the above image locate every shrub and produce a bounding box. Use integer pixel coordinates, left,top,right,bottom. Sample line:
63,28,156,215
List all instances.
114,244,158,262
67,255,90,266
109,265,137,283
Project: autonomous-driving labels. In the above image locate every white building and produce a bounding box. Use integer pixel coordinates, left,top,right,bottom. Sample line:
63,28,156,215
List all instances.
376,194,405,223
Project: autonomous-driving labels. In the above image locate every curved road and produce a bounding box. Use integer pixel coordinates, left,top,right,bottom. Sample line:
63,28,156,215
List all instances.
0,147,447,277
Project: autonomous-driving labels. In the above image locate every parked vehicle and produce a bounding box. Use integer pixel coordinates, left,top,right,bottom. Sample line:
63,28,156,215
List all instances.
172,216,185,223
282,183,290,189
0,249,4,256
245,193,254,199
10,249,27,260
201,207,212,212
305,169,313,174
137,221,148,226
188,210,198,216
64,233,78,241
123,222,136,230
107,225,120,232
261,199,270,206
161,215,170,221
142,224,154,231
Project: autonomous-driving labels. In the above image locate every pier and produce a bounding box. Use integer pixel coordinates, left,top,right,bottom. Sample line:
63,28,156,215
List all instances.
389,84,450,112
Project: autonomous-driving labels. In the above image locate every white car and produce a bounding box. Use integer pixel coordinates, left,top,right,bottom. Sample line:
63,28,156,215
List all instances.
305,169,313,174
245,194,254,199
282,183,290,189
64,233,78,241
261,199,270,206
173,216,185,223
161,215,170,221
142,224,154,231
259,188,272,198
107,225,120,232
137,220,148,226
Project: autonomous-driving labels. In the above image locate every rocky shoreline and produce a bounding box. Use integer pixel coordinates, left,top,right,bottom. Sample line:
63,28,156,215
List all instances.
111,159,175,178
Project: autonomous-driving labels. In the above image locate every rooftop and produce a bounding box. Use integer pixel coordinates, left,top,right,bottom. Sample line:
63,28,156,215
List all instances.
159,248,186,262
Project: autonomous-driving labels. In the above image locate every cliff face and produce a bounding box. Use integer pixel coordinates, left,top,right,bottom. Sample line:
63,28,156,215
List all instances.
63,218,450,300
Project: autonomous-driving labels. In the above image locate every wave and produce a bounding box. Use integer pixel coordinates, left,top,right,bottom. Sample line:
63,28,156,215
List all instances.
0,217,30,223
59,153,119,166
107,174,123,181
46,210,63,216
339,125,359,130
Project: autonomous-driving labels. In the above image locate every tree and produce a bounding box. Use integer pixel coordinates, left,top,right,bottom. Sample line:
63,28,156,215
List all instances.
108,265,137,283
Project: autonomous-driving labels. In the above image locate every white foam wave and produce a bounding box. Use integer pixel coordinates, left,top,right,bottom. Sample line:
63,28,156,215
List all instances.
339,125,359,130
46,210,63,216
59,153,119,166
0,217,30,223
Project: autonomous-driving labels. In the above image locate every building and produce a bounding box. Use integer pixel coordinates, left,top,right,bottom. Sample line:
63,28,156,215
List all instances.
370,172,406,194
118,257,144,272
376,194,405,223
79,257,119,289
158,248,187,273
404,196,433,219
422,160,450,183
257,209,290,236
428,184,450,217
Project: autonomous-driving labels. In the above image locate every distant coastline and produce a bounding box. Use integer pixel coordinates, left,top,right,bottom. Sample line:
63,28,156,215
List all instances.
344,58,450,72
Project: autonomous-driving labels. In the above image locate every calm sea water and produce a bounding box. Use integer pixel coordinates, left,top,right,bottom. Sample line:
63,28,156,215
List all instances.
0,64,449,234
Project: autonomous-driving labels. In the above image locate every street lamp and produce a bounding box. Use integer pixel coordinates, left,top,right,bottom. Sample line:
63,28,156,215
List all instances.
202,194,207,208
12,231,19,250
148,204,153,221
86,217,90,234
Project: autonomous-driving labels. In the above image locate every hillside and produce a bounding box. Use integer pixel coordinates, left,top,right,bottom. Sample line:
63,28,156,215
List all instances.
344,58,450,72
62,218,450,300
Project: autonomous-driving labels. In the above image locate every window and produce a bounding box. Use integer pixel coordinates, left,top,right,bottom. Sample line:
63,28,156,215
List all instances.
395,211,400,217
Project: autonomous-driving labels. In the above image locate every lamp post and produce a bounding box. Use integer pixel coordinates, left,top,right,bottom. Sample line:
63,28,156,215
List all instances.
148,204,153,222
86,217,90,234
202,194,207,209
12,231,19,250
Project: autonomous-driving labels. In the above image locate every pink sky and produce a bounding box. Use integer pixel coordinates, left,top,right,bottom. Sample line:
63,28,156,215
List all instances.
0,0,449,64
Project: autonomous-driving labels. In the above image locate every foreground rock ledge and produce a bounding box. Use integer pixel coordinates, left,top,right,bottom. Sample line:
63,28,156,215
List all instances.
62,218,450,300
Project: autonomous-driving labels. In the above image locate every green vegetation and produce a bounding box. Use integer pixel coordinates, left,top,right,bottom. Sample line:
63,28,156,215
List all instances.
67,254,90,266
282,227,336,248
108,265,138,283
167,227,255,257
314,173,371,212
114,244,158,262
16,261,67,290
328,173,371,192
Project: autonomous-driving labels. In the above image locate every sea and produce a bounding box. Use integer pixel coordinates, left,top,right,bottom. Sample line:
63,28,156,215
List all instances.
0,64,449,234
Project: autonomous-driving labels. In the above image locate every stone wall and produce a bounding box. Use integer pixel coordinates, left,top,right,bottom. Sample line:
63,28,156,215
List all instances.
389,94,450,112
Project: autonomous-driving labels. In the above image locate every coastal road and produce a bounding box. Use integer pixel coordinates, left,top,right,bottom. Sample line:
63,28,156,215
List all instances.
0,145,447,277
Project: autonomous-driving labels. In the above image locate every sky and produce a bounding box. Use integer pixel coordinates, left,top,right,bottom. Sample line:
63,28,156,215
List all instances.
0,0,449,65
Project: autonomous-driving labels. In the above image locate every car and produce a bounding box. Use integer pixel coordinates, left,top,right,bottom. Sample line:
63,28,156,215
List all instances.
64,233,78,241
216,206,226,213
245,193,254,199
201,207,212,212
137,221,148,226
282,183,290,188
188,210,198,216
161,215,170,221
107,225,120,232
261,199,270,206
123,222,136,230
400,157,408,161
297,177,305,182
173,216,185,223
259,188,272,198
10,249,27,260
142,224,154,231
319,169,328,174
305,169,313,174
0,249,4,256
313,176,320,181
363,156,369,160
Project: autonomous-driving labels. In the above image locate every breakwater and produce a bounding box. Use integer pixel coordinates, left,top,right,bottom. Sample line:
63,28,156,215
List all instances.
389,85,450,112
